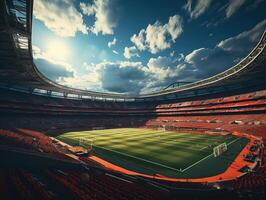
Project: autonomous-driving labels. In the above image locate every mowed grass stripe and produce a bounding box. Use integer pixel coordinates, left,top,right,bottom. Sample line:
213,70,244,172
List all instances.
58,130,210,162
181,136,243,172
64,129,173,140
56,128,236,170
65,130,228,148
67,132,234,153
61,133,235,160
94,136,210,153
96,137,210,158
63,128,204,139
63,129,229,148
60,130,236,158
64,132,192,147
66,133,209,151
104,141,208,167
93,145,184,172
92,142,206,169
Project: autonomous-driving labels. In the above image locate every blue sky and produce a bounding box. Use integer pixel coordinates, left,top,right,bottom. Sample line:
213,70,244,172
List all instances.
32,0,266,94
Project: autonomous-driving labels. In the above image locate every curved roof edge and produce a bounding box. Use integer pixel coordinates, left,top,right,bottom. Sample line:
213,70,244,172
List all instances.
0,0,266,102
141,30,266,98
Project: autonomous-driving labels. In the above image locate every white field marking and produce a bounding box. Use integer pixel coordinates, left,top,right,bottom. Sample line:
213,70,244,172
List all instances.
116,131,189,142
91,134,202,156
181,137,242,172
163,136,228,150
84,135,184,148
200,146,210,150
71,131,226,153
60,132,239,172
66,130,172,143
68,130,186,143
61,131,227,153
81,133,208,151
199,137,235,150
62,130,231,153
93,144,182,172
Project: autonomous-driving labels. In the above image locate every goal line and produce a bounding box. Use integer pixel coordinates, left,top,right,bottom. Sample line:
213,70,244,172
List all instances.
181,137,242,172
93,144,183,172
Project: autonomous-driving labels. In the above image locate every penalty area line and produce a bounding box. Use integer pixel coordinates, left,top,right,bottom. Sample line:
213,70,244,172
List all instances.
93,145,182,172
181,137,242,172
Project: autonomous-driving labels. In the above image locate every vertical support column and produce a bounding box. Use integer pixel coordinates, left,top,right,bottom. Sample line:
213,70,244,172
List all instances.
47,90,52,96
28,87,34,94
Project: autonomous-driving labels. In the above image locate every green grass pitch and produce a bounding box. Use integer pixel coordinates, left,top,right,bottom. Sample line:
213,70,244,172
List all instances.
56,128,249,178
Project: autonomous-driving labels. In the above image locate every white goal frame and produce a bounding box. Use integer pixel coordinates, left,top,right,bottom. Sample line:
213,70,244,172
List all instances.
213,142,227,157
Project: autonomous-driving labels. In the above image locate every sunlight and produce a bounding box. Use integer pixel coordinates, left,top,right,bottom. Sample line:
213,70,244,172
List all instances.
46,39,70,61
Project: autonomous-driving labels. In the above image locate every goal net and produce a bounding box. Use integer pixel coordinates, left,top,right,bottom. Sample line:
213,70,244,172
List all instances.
79,138,93,150
213,143,227,157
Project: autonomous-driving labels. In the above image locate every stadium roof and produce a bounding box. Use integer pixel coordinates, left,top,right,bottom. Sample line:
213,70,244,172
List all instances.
0,0,266,101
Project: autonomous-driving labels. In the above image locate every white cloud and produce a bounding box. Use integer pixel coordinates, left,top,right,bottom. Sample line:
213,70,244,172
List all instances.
130,29,146,51
80,0,117,35
225,0,246,18
33,20,266,95
78,61,147,94
33,0,88,37
112,50,119,55
59,76,102,91
185,48,211,64
218,19,266,51
139,55,197,93
33,45,76,81
142,20,266,93
98,61,146,93
130,15,183,54
170,51,175,57
32,45,42,57
108,38,117,48
184,19,266,79
123,46,139,59
59,62,102,91
183,0,192,15
146,56,175,81
183,0,212,19
59,58,177,94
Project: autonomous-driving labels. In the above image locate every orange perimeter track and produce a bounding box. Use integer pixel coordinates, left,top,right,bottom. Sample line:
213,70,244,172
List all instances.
88,132,259,183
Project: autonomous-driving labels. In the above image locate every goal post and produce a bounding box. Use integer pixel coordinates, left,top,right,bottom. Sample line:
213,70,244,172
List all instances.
213,143,227,157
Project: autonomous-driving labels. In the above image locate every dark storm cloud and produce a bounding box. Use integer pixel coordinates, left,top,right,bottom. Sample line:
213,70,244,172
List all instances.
99,62,147,94
34,58,74,82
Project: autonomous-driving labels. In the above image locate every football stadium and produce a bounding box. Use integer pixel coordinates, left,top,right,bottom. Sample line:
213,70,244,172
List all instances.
0,0,265,199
